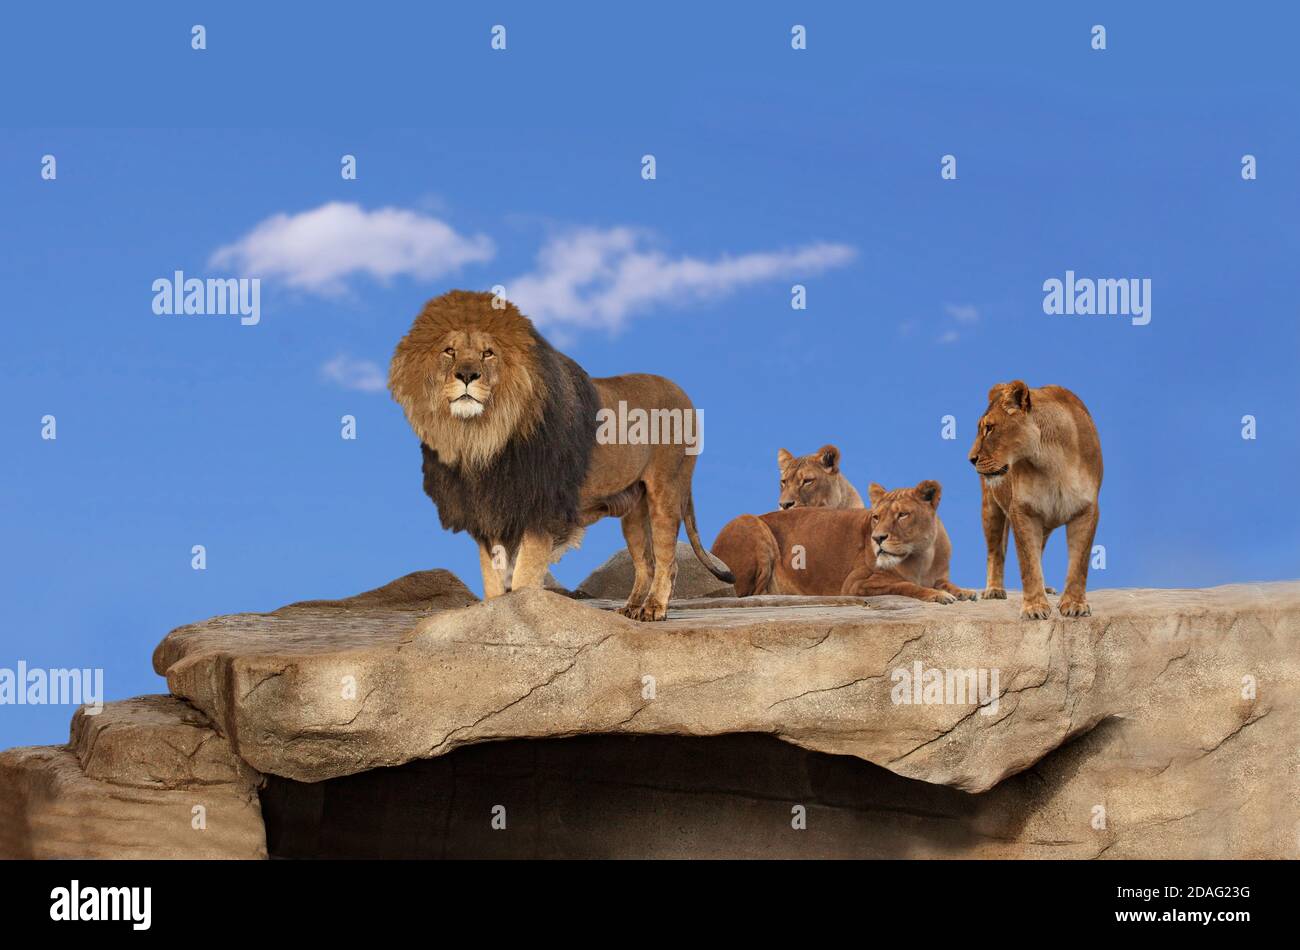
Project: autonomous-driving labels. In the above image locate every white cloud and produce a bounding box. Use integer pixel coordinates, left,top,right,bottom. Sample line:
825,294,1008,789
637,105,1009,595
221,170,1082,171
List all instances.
505,228,856,331
321,354,387,393
937,330,960,345
210,202,494,294
945,303,979,323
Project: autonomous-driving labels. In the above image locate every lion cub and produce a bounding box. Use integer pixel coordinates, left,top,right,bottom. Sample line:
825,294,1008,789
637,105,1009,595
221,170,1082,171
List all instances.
777,444,864,509
968,381,1103,620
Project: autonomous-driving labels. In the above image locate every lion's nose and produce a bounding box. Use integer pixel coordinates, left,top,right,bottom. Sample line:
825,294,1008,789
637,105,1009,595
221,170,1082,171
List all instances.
779,501,794,510
872,534,887,545
455,367,481,385
968,455,979,466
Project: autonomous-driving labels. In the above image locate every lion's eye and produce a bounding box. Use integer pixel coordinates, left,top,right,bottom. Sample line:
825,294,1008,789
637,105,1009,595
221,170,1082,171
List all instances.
801,478,813,487
482,349,494,359
442,347,455,357
899,512,910,520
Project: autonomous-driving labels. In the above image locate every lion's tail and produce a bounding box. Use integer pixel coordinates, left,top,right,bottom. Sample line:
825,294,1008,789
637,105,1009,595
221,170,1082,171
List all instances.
682,493,735,584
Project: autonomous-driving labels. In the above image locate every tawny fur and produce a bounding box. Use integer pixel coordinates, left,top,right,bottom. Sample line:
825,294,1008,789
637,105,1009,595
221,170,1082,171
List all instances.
711,480,975,605
969,381,1103,619
776,444,865,509
389,290,732,622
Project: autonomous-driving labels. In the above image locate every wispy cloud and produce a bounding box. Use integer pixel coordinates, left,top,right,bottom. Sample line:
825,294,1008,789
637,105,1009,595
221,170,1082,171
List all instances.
945,303,979,323
321,354,386,393
210,202,494,294
505,228,856,331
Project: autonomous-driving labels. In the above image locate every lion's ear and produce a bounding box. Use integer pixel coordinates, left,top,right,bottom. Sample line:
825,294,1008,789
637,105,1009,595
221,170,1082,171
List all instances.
817,444,840,473
777,448,793,468
915,480,942,509
867,482,887,507
1000,380,1032,414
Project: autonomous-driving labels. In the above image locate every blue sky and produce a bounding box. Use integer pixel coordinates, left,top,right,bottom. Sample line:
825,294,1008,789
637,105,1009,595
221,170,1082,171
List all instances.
2,2,1298,747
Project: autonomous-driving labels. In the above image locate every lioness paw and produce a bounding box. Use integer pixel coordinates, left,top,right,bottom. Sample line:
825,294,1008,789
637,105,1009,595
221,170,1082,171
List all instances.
953,588,979,601
1021,599,1052,620
1058,597,1091,618
982,587,1007,600
1044,586,1058,595
930,591,957,605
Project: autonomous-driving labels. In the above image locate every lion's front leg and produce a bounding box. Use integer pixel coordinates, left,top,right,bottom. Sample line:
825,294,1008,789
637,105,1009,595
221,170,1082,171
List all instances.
477,540,508,599
1009,509,1051,620
509,531,553,592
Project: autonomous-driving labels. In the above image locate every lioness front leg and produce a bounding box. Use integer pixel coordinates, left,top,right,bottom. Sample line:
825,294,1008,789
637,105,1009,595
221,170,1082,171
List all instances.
936,579,978,601
509,530,552,592
1009,509,1051,620
1058,504,1099,617
842,571,960,605
981,485,1009,599
477,540,508,599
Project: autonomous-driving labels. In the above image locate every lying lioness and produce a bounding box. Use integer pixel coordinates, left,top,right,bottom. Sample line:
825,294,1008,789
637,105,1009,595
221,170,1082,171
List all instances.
969,381,1103,619
711,480,976,604
777,444,865,509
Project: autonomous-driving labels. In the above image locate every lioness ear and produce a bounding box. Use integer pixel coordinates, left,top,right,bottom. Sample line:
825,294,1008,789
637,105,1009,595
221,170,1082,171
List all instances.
1001,380,1031,414
867,482,887,507
817,444,840,473
915,480,942,508
777,448,793,468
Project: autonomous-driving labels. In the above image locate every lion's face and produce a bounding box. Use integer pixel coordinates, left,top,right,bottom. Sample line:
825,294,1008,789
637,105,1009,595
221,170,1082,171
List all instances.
438,329,502,420
867,481,942,570
390,291,541,469
777,445,843,509
969,381,1038,483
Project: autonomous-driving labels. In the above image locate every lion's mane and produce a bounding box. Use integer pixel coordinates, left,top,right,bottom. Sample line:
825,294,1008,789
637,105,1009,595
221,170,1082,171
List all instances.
389,291,600,549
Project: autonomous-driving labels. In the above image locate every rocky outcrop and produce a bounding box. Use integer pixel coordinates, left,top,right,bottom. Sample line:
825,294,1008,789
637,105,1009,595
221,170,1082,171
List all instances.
0,696,265,858
3,567,1297,859
576,541,736,600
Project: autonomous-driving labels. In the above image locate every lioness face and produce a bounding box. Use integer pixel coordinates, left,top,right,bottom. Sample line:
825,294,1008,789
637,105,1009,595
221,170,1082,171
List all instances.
777,445,842,509
438,329,501,420
867,481,941,570
969,381,1037,482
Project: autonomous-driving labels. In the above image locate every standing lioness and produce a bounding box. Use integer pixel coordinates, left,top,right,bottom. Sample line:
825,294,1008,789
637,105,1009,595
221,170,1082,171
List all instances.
968,381,1102,619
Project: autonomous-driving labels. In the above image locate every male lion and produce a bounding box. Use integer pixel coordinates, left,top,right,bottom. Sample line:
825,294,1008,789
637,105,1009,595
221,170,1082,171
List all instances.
968,381,1103,619
710,480,975,604
776,444,865,509
389,290,733,622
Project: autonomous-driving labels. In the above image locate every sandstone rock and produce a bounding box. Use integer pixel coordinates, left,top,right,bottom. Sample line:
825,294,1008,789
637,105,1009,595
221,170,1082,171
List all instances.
152,571,1299,807
0,695,266,859
576,541,736,600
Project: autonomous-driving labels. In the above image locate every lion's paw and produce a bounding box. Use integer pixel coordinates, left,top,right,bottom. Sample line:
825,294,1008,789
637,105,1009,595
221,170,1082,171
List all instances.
953,588,979,602
622,602,668,622
930,591,957,605
981,587,1007,600
1058,596,1091,618
1021,599,1052,620
1044,586,1058,595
